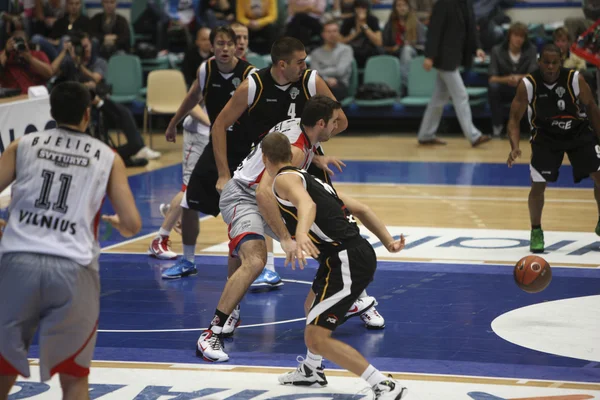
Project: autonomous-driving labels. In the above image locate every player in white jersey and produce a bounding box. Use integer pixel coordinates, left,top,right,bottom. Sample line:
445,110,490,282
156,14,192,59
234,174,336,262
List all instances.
0,82,141,399
197,95,355,362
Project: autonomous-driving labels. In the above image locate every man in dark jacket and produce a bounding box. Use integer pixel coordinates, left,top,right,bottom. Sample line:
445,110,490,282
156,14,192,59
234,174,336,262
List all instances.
488,22,537,137
416,0,491,147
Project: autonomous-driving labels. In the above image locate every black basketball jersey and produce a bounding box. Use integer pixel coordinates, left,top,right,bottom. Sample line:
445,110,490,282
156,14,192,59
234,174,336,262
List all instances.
246,68,317,143
274,166,361,253
200,57,255,158
523,68,589,139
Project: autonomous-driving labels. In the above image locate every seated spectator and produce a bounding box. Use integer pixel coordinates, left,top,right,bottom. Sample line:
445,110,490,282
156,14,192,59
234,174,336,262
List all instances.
31,0,89,61
182,26,211,87
201,0,235,29
382,0,426,92
150,0,200,51
408,0,434,23
236,0,277,55
474,0,514,52
310,20,353,100
332,0,354,20
553,27,586,71
231,21,249,59
285,0,326,49
32,0,64,38
0,30,52,93
340,0,382,68
488,22,537,137
0,0,34,48
51,31,161,165
90,0,131,59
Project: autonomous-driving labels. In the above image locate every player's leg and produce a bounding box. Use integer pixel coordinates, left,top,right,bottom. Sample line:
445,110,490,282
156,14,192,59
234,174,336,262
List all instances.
280,244,407,398
593,172,600,235
148,191,183,260
250,235,283,289
222,256,243,337
0,254,42,398
0,376,17,400
59,374,89,400
529,139,562,252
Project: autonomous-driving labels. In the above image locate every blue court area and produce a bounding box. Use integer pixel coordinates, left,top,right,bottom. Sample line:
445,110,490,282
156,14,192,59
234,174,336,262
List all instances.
83,160,600,387
26,254,600,384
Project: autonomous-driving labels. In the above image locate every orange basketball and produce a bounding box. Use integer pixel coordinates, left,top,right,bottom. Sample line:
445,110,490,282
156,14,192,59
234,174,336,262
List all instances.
514,255,552,293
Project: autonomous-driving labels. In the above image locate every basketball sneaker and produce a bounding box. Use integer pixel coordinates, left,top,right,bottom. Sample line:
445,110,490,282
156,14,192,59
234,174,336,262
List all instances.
148,235,177,260
530,228,544,253
161,258,198,279
345,296,376,321
278,356,328,387
196,330,229,362
250,268,284,288
361,306,385,330
222,304,241,337
373,378,407,399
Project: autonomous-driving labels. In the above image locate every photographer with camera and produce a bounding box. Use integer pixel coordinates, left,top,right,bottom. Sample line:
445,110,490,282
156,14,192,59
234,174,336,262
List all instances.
0,30,53,94
50,31,161,165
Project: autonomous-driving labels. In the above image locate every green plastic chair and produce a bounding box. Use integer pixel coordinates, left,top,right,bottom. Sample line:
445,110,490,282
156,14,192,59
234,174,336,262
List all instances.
399,56,436,106
106,54,144,103
354,55,402,107
340,58,358,107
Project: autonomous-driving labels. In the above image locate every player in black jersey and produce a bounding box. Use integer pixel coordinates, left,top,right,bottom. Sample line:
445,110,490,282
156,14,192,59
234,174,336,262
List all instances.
261,132,407,399
507,44,600,252
158,27,257,284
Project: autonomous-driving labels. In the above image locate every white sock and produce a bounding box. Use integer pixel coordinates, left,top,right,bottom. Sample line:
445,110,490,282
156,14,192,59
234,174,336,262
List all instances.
158,227,170,237
265,252,274,272
183,245,195,263
361,364,387,387
304,349,323,369
358,290,368,299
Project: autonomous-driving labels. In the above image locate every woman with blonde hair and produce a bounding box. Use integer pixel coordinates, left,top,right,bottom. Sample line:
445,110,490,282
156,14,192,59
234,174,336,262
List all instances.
382,0,426,91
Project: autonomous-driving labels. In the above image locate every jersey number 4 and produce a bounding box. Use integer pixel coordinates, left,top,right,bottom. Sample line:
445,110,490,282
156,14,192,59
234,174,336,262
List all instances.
287,103,296,119
34,169,73,214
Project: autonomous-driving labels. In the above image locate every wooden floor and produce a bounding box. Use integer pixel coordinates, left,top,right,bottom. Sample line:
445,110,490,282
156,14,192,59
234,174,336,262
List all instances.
108,132,598,257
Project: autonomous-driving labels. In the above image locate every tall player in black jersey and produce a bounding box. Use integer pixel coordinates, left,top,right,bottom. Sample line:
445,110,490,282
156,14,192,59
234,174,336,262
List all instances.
158,27,256,284
261,132,407,399
507,44,600,252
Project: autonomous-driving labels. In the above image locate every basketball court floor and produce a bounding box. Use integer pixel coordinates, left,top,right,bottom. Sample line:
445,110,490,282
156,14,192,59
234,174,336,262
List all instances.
7,134,600,399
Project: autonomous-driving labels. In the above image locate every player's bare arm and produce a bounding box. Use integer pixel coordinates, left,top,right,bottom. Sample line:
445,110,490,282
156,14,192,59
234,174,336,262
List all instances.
165,77,204,142
102,155,142,237
337,191,405,253
274,173,321,267
315,74,348,135
507,80,528,167
576,73,600,138
0,139,19,194
213,79,250,192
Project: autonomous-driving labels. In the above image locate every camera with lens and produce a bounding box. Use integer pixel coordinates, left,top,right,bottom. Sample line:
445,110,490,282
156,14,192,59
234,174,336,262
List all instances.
13,36,27,52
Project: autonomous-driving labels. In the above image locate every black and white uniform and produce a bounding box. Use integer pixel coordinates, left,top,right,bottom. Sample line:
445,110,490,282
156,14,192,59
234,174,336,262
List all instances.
523,68,600,183
273,167,377,331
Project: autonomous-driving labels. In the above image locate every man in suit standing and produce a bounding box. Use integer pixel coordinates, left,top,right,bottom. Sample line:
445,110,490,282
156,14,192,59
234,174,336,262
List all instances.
416,0,491,147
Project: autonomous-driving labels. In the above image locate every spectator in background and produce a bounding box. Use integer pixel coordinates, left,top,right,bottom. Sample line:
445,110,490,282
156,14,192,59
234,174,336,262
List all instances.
0,30,53,93
310,19,353,100
236,0,277,55
488,22,537,137
160,0,200,51
382,0,426,92
182,26,211,87
31,0,89,61
332,0,355,20
285,0,326,49
231,21,249,59
51,31,161,165
340,0,382,68
32,0,64,37
417,0,490,147
473,0,514,51
201,0,235,29
553,27,586,71
408,0,434,23
0,0,34,48
90,0,131,59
